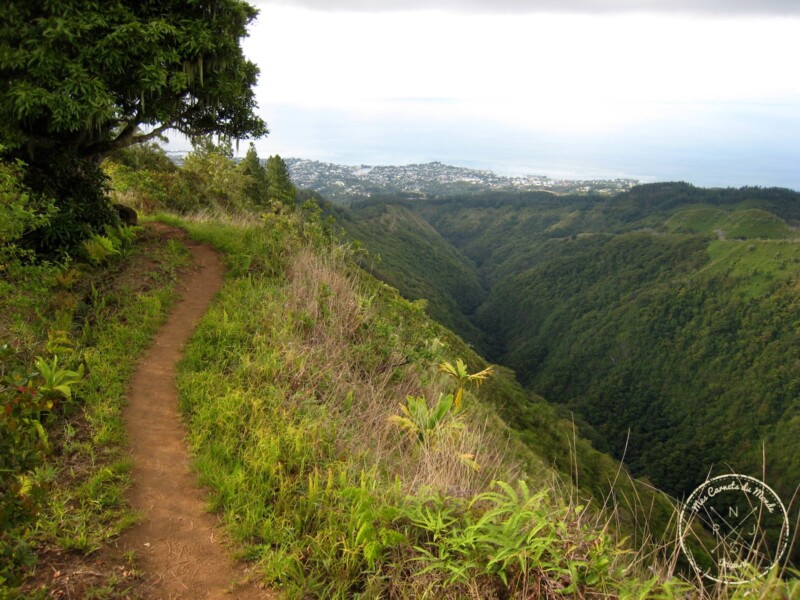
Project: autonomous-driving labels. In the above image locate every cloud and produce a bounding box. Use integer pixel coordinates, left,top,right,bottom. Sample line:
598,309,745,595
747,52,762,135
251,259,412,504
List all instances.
261,0,800,16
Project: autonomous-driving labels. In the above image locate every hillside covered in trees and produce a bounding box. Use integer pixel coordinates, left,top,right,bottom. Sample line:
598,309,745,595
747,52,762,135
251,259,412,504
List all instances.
337,184,800,560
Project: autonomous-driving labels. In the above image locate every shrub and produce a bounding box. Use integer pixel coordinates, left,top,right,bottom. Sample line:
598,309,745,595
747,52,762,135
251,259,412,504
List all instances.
0,346,82,588
22,152,120,256
0,155,54,267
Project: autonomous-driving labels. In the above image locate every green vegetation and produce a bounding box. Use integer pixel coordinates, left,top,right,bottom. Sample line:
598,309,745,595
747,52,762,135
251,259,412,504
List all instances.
338,183,800,569
5,133,797,596
1,217,188,595
334,201,489,349
14,1,796,595
1,0,266,254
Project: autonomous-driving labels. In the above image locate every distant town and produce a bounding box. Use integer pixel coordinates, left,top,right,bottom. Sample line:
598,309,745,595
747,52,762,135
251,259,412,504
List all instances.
165,152,639,203
284,159,638,202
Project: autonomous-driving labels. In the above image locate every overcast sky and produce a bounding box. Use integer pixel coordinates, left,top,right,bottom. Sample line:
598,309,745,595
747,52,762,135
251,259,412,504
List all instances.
216,1,800,188
267,1,800,16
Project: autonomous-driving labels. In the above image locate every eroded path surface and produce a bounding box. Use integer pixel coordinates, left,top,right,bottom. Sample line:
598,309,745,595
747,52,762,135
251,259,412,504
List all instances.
119,224,267,599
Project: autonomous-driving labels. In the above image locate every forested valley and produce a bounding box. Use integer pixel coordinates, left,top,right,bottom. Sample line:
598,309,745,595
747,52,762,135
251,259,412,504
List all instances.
336,183,800,531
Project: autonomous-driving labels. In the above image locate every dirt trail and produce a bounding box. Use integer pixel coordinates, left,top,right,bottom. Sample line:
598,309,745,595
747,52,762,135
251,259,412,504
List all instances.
119,224,268,599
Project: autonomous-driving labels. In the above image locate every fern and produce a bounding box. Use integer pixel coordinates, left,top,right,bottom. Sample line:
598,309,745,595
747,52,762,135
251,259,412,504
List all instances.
82,234,119,264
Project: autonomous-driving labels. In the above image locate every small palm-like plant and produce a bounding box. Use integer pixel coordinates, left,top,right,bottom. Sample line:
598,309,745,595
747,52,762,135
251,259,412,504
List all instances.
388,393,463,446
437,358,494,411
388,359,495,471
35,355,83,404
389,358,497,443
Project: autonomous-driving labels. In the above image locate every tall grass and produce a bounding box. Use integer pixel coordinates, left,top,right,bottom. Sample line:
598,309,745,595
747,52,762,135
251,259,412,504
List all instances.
173,212,728,598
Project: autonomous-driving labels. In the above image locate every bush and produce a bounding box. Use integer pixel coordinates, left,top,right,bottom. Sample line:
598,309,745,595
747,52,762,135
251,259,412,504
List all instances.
20,152,120,257
0,156,54,267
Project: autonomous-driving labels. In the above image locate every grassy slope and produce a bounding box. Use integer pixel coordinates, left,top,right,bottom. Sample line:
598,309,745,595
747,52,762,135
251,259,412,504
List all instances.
171,211,716,599
2,224,189,598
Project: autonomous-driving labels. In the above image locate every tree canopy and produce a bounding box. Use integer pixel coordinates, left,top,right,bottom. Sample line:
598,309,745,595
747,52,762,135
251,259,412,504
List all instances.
0,0,267,162
0,0,268,253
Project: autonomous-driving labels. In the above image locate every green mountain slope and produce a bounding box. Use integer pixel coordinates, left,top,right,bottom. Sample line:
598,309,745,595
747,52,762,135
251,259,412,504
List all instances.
336,184,800,560
477,232,800,499
664,206,795,239
336,200,489,349
172,213,691,596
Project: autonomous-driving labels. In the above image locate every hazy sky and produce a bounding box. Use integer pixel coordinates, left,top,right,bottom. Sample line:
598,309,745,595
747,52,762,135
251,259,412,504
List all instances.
220,1,800,188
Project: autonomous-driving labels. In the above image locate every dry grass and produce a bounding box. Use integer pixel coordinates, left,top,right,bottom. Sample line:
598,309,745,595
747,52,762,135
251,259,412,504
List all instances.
282,247,518,498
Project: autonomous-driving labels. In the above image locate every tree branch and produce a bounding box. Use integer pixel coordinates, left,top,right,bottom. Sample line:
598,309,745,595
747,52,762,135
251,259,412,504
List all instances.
80,118,172,159
80,100,210,159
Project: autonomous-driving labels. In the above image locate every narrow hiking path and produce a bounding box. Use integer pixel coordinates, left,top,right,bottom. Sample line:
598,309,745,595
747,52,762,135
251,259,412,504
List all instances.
118,224,268,599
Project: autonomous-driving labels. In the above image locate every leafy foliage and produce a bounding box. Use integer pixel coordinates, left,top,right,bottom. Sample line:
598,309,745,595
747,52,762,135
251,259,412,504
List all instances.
0,155,55,266
22,154,122,256
392,480,640,598
0,0,267,254
0,0,266,158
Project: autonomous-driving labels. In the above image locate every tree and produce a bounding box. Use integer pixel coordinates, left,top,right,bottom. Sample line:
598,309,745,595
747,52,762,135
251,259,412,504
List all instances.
181,136,244,209
238,143,268,206
265,154,296,205
0,1,268,252
0,0,266,161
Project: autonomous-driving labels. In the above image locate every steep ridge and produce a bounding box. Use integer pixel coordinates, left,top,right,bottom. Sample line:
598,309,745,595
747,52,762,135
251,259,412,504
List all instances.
337,184,800,566
335,201,489,350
